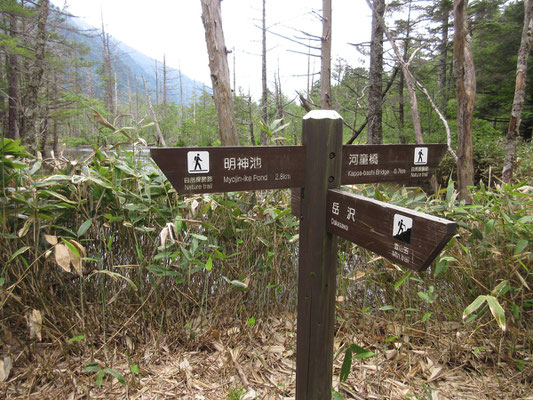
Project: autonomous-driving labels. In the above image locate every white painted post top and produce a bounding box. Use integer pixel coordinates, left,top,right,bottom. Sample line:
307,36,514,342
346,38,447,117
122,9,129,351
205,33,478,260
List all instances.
303,109,343,120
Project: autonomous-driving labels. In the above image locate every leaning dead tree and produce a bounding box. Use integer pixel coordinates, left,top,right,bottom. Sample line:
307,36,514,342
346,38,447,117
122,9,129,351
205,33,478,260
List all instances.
502,0,533,183
364,0,457,159
200,0,240,146
142,75,166,147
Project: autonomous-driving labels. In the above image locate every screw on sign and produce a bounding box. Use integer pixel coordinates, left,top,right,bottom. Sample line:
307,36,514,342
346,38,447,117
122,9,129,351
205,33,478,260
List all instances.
151,110,456,400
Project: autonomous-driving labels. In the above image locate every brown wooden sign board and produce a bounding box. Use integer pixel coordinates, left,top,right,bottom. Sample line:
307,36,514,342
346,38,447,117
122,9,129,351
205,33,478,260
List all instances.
150,111,456,400
341,143,447,185
151,146,305,194
292,143,448,218
326,189,457,271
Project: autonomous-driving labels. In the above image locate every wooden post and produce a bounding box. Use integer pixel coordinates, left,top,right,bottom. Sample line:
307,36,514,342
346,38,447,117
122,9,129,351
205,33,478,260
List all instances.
296,110,343,399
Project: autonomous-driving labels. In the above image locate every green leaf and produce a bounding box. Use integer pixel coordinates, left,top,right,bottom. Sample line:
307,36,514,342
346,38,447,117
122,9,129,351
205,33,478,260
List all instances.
62,238,80,258
394,271,411,290
463,295,487,321
103,368,126,385
491,280,509,297
8,246,30,263
339,348,352,382
349,344,376,359
417,291,431,303
485,295,506,332
332,390,345,400
514,239,529,256
129,364,140,375
422,312,432,323
485,219,496,235
84,362,101,372
69,335,85,343
146,264,181,277
190,233,208,241
96,369,105,387
205,257,213,272
518,215,533,224
77,218,93,237
379,305,395,311
247,316,255,326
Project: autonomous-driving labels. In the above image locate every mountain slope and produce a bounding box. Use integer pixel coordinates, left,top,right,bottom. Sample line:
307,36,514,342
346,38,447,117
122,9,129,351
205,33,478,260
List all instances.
64,16,209,106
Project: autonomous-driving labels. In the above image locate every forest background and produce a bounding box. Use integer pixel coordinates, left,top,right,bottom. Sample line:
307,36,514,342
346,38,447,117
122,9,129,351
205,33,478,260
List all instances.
0,0,532,399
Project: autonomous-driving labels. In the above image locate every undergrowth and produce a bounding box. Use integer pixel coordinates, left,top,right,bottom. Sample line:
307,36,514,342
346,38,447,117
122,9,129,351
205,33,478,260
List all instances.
0,136,531,381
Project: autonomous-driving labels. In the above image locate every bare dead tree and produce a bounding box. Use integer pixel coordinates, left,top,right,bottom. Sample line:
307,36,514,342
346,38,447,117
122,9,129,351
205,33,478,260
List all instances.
200,0,240,146
321,0,332,109
100,15,114,116
142,75,166,147
22,0,49,146
7,9,20,140
453,0,475,202
261,0,268,144
367,0,385,144
502,0,533,183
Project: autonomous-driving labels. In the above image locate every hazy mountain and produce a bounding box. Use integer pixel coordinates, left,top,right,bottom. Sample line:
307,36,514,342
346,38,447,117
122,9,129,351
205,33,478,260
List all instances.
63,17,210,106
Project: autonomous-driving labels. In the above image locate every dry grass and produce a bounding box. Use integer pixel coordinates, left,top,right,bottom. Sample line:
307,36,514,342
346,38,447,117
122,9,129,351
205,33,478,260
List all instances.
1,310,531,400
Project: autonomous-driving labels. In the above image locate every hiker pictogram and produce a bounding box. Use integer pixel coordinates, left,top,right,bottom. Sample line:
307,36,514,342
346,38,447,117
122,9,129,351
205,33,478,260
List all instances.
393,214,413,244
152,111,456,400
414,147,428,165
194,153,202,170
187,151,210,173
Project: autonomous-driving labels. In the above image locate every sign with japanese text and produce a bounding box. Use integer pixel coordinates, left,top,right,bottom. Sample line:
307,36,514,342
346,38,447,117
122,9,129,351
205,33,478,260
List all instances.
341,144,447,185
326,189,457,271
151,111,457,400
151,146,306,194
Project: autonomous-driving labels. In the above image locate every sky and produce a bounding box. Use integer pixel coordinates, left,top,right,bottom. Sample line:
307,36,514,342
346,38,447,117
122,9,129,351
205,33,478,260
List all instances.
51,0,372,100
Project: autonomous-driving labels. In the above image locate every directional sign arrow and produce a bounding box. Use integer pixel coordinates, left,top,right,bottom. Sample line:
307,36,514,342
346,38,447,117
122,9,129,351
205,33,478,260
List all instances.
326,189,456,271
151,146,305,194
341,144,447,185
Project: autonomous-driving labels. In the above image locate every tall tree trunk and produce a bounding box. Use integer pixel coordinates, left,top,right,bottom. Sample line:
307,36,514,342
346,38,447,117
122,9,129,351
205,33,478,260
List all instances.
398,1,413,144
142,75,166,147
453,0,475,202
438,1,451,116
200,0,240,146
113,54,118,116
367,0,385,144
502,0,533,184
321,0,332,109
163,55,168,106
155,59,159,106
367,0,423,144
101,18,114,116
261,0,268,144
179,67,184,126
247,94,256,146
22,0,49,147
7,10,20,140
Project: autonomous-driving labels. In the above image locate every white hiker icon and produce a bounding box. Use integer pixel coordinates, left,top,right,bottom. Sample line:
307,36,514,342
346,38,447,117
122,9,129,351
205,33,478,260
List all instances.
187,151,210,174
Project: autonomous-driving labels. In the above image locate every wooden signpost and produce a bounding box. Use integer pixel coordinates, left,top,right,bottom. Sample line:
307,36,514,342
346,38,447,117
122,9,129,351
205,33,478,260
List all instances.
151,110,457,400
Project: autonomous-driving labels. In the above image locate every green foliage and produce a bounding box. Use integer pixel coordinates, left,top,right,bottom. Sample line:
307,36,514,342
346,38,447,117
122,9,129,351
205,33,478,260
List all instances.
227,387,246,400
84,362,126,388
339,343,376,382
